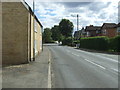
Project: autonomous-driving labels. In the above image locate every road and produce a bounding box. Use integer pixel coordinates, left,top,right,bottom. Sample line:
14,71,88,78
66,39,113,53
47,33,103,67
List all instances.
46,44,118,88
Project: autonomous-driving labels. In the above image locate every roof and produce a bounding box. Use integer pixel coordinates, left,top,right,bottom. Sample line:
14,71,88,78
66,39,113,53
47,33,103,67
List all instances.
21,0,43,28
101,23,116,29
117,23,120,27
85,25,101,31
74,30,81,36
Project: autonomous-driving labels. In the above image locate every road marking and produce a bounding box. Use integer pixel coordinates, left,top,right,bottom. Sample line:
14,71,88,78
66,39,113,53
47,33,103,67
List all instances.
77,50,118,63
71,53,79,57
111,68,119,72
110,68,119,75
84,59,106,70
97,55,118,63
48,49,52,88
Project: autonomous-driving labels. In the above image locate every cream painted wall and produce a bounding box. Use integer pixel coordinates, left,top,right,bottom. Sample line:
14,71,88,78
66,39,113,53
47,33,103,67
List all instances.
0,2,2,66
35,19,42,56
31,15,34,59
2,2,42,65
2,2,29,65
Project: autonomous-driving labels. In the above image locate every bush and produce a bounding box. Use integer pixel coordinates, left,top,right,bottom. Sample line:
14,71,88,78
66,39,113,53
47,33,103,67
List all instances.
62,37,73,46
80,36,109,51
109,35,120,52
73,40,80,44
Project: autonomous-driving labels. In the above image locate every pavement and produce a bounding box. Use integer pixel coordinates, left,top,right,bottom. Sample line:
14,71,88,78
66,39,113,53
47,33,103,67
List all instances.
2,46,51,88
47,44,118,88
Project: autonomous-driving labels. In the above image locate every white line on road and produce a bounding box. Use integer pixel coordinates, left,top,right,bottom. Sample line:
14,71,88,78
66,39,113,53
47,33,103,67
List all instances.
84,59,106,70
71,53,79,57
111,68,119,72
110,68,119,75
77,50,118,63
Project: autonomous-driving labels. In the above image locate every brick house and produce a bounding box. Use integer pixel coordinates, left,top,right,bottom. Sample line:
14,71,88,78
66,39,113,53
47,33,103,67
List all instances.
85,25,101,37
117,23,120,35
101,23,117,38
2,1,43,65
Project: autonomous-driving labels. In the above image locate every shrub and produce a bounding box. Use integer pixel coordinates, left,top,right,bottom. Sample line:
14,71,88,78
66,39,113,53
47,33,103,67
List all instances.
62,37,73,46
73,40,80,44
80,36,109,51
109,35,120,52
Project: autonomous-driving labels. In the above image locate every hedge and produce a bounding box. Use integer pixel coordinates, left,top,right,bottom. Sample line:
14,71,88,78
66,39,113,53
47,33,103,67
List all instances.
109,35,120,52
80,36,109,51
62,37,73,46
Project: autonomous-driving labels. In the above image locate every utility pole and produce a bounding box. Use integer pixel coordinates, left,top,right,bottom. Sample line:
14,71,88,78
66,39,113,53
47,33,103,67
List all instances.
77,14,80,40
77,14,79,32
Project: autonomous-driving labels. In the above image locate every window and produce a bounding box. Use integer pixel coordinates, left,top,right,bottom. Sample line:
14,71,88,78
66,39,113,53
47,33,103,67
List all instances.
87,32,90,36
102,29,106,35
34,40,38,55
96,30,98,34
34,21,37,32
117,27,120,32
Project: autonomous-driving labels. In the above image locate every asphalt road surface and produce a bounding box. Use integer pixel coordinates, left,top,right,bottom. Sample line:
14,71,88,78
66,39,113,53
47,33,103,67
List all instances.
46,44,118,88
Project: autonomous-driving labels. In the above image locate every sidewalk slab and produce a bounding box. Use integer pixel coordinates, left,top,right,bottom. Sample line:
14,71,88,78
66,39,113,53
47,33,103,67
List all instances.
2,46,50,88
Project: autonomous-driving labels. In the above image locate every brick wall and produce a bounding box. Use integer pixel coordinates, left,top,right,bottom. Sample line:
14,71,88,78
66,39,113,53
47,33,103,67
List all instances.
106,28,117,38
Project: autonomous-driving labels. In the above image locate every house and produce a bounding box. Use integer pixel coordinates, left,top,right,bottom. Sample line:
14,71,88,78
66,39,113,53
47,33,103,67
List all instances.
85,25,101,37
117,23,120,35
2,1,43,65
74,30,81,40
101,23,117,37
80,27,86,37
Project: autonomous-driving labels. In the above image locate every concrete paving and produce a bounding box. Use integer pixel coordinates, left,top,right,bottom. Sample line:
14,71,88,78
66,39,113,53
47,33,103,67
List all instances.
2,46,50,88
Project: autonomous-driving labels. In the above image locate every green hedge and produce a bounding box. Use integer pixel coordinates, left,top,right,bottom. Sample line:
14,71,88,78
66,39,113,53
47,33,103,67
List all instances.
62,37,73,46
80,36,109,51
109,35,120,52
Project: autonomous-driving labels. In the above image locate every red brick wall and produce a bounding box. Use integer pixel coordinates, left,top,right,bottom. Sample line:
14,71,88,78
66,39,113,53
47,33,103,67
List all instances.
106,28,117,38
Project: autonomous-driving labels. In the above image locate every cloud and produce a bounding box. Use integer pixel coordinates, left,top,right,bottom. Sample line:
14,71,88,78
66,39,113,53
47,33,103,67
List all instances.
59,2,92,8
25,0,118,31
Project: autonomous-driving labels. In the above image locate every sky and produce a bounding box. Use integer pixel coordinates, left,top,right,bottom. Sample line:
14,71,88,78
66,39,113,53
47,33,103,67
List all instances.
25,0,119,32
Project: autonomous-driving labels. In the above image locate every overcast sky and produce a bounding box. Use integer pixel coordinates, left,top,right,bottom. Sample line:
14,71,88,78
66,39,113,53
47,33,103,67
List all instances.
25,0,119,31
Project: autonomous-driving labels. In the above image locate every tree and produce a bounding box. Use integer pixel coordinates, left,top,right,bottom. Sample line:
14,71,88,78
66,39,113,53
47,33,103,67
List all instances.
59,19,74,38
51,25,61,41
43,28,53,43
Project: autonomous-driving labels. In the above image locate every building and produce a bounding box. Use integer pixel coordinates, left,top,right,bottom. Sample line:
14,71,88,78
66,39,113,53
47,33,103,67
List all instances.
74,30,81,40
85,25,101,37
101,23,117,38
117,23,120,35
2,1,43,65
80,27,86,37
0,2,2,66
